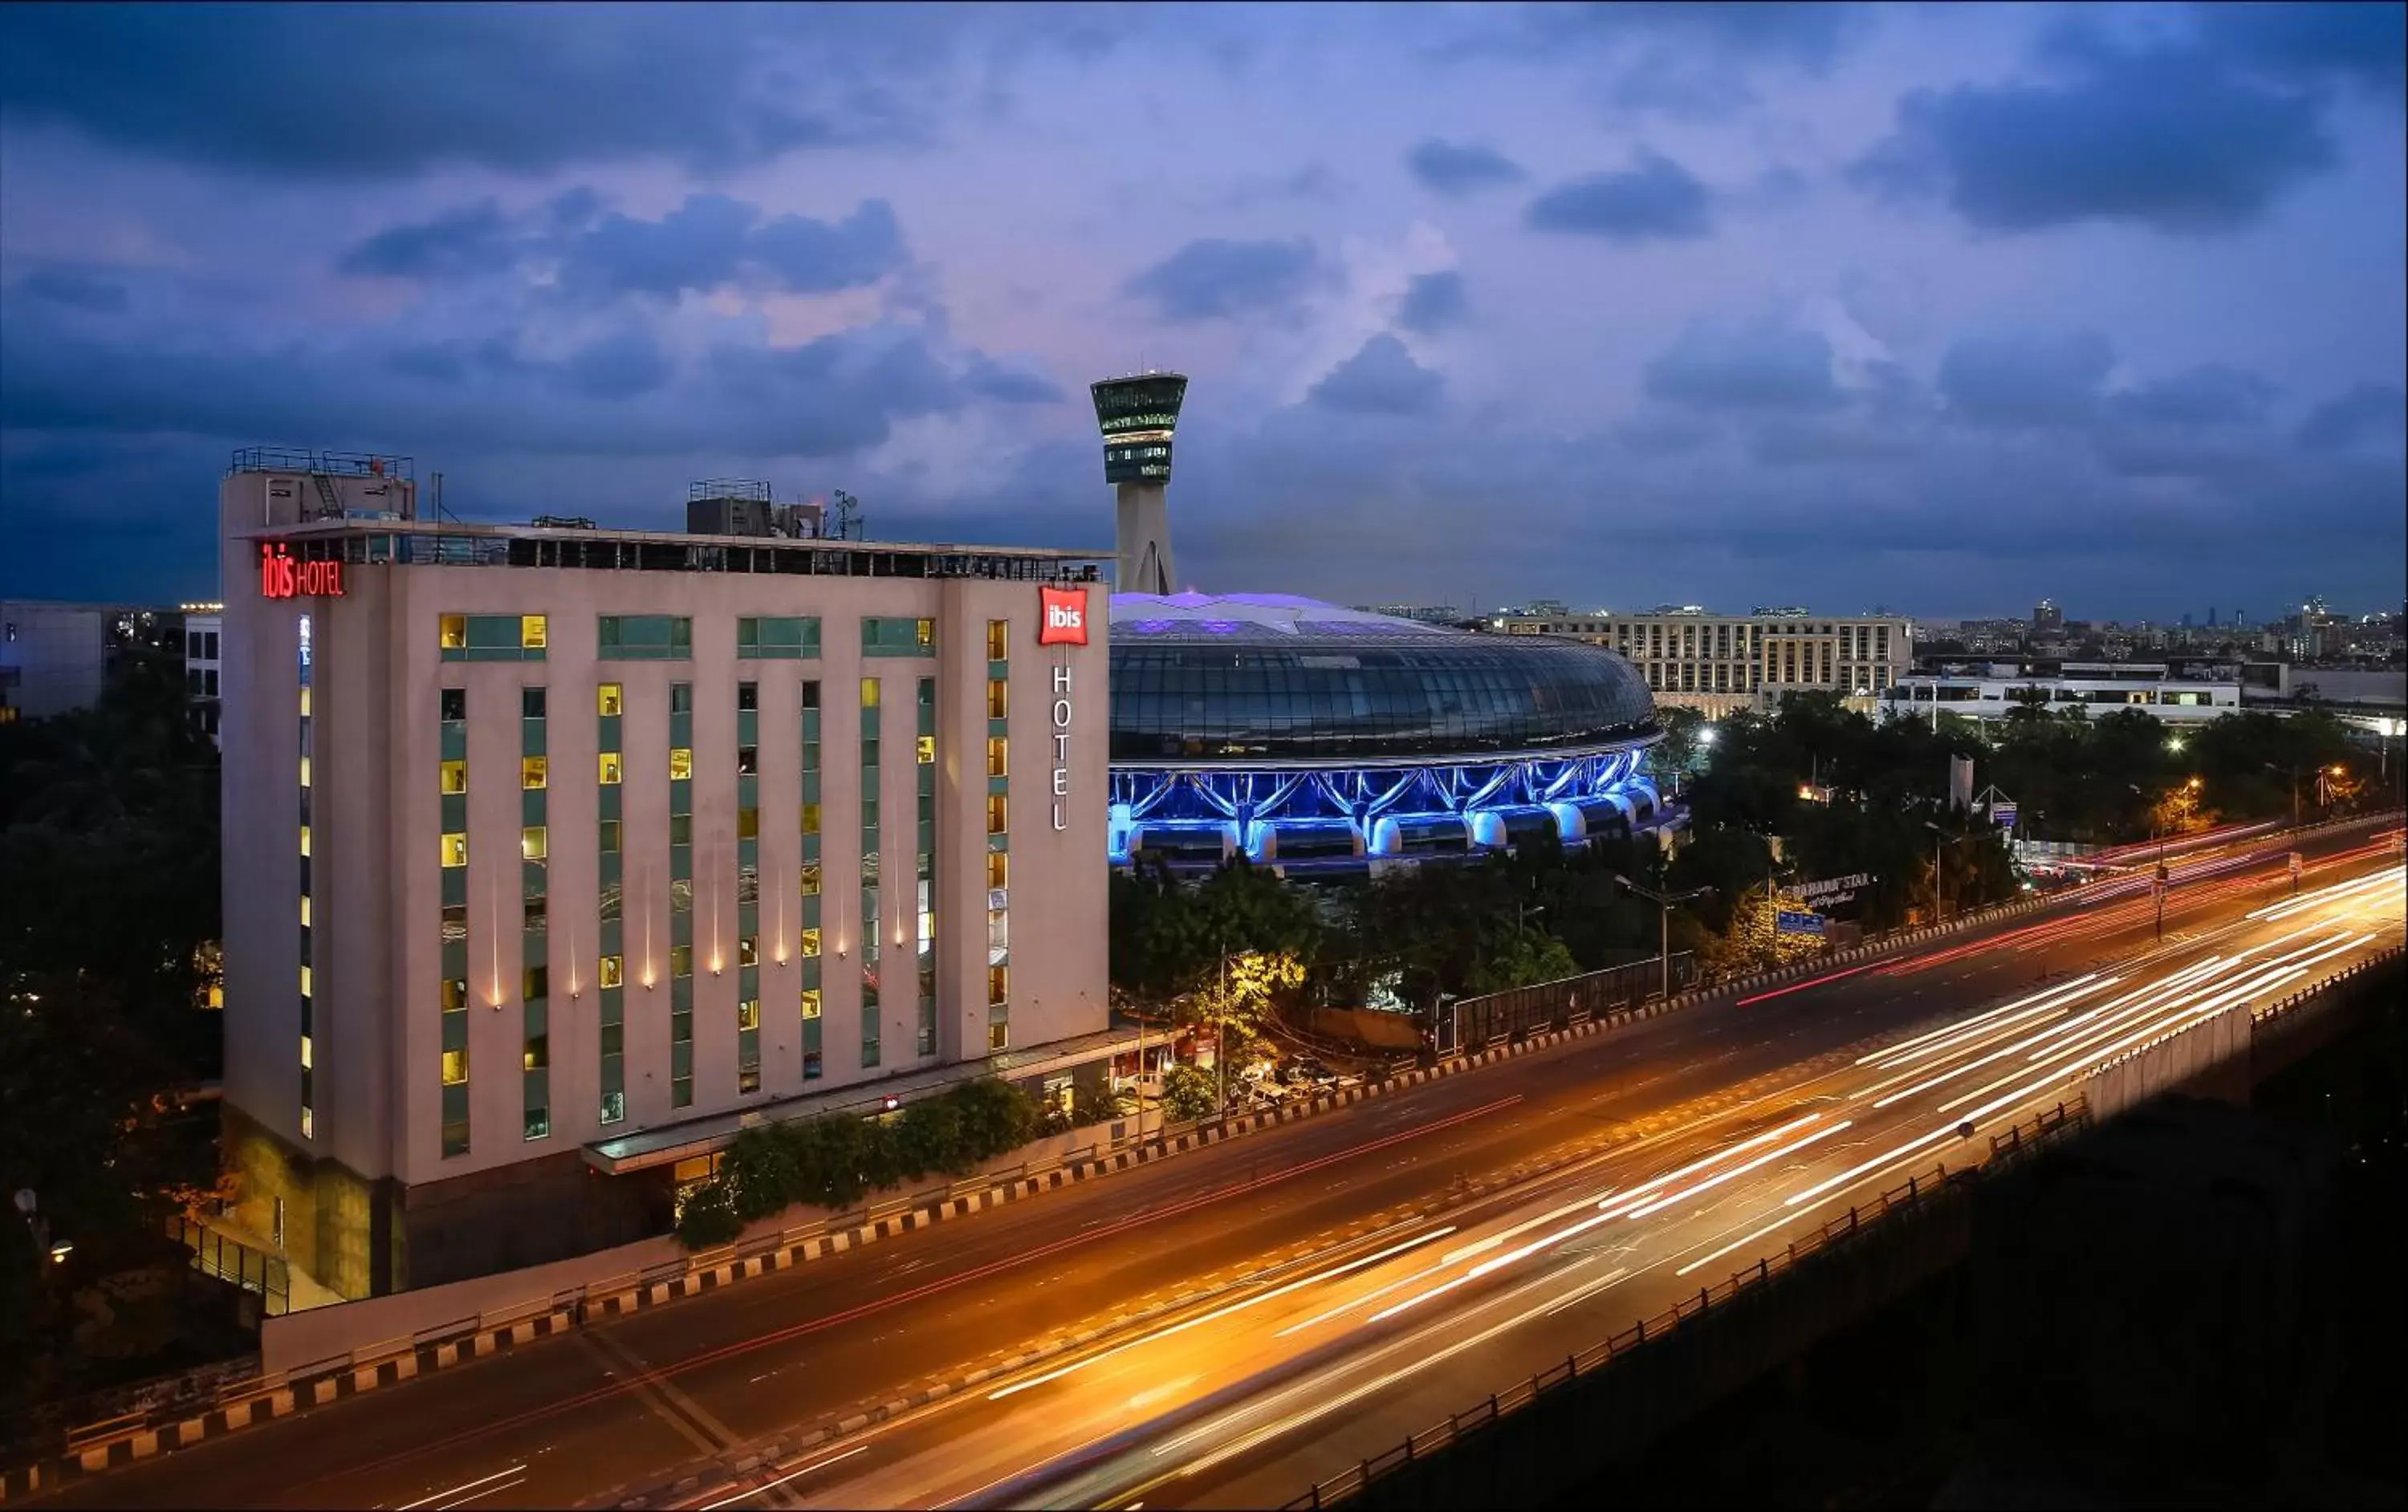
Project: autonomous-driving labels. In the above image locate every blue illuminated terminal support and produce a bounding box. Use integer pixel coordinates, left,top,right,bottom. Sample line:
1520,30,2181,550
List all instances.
1107,592,1674,870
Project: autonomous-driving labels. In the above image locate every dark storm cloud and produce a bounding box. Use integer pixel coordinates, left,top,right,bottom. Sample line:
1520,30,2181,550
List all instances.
1526,153,1714,241
1394,270,1470,335
960,356,1066,405
14,266,131,314
1852,26,2338,234
338,194,909,302
1406,140,1527,197
337,201,522,280
1936,331,2115,429
2103,364,2278,430
1641,321,1842,411
1306,335,1445,417
2194,2,2407,102
2296,382,2408,451
1122,238,1324,322
559,330,675,403
0,285,1014,462
0,4,925,179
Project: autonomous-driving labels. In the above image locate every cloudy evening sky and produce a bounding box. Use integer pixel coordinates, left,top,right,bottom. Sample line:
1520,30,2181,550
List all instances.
2,2,2402,620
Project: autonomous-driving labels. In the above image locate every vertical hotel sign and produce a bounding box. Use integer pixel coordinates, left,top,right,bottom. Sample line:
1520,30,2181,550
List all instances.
1036,587,1088,831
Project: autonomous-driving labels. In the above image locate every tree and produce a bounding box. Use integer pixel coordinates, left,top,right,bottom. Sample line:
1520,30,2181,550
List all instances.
1161,1063,1218,1121
1175,951,1307,1049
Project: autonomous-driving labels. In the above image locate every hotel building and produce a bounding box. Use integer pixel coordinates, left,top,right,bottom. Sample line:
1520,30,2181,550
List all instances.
216,452,1111,1295
1499,608,1915,717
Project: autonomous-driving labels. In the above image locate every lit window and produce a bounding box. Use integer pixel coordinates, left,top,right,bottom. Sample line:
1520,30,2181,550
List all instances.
986,794,1007,835
916,734,935,765
597,683,624,717
669,748,693,781
988,965,1008,1004
441,1048,468,1086
600,953,623,989
441,832,468,868
914,618,934,650
521,826,548,860
670,944,693,978
986,619,1008,660
799,862,821,896
522,755,548,790
861,678,881,709
441,760,467,795
299,965,312,996
299,756,312,787
300,1108,314,1139
441,976,468,1011
738,806,759,839
299,687,311,717
739,935,759,967
800,803,821,835
986,679,1007,719
800,927,821,958
987,736,1007,778
986,852,1007,889
737,998,760,1031
299,896,311,927
300,1035,312,1071
440,614,466,649
598,751,622,784
521,615,547,649
799,988,821,1020
299,824,311,856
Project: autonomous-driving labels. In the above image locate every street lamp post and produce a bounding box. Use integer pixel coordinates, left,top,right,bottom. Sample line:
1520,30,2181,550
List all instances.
2263,762,2302,829
1613,874,1712,1001
1924,822,1972,926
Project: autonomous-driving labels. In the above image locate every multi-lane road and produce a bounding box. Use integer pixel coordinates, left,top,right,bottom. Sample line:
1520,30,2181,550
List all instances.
39,824,2405,1512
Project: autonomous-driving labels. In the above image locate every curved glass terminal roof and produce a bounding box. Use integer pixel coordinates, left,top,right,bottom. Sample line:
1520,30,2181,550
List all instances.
1109,592,1658,763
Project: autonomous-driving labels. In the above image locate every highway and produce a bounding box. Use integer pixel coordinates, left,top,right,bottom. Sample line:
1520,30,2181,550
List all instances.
36,824,2405,1511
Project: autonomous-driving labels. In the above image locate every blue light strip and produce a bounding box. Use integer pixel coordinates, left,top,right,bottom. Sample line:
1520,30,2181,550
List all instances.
1107,747,1670,866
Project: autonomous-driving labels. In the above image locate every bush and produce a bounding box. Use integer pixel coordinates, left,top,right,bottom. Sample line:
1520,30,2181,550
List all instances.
680,1077,1045,1248
675,1180,744,1249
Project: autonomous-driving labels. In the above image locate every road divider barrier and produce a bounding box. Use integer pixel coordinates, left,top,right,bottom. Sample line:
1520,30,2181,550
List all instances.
8,810,2395,1502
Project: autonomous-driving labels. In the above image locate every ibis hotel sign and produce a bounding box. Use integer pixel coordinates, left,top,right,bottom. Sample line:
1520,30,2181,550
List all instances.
1038,587,1088,831
259,543,344,600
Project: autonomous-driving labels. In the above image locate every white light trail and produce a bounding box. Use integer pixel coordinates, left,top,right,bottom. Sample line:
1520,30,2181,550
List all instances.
1855,975,2102,1068
1621,1120,1856,1219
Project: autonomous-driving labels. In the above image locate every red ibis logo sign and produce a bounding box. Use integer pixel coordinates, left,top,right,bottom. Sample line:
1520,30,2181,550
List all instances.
260,543,344,600
1038,586,1088,646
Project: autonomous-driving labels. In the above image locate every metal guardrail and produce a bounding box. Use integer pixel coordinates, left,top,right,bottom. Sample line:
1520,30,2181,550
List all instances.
1446,953,1696,1052
1283,1099,2089,1510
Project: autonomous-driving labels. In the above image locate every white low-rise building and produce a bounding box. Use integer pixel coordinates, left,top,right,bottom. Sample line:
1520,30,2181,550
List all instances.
1881,661,2242,727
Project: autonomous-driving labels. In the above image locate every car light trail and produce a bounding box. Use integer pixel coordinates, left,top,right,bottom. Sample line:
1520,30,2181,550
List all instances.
694,1445,868,1510
1860,976,2121,1082
986,1225,1458,1400
1735,962,1879,1007
1856,975,2103,1067
1619,1120,1855,1219
396,1466,528,1511
1591,1112,1828,1220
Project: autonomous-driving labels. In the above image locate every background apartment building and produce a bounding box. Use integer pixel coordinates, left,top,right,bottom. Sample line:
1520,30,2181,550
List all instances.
1499,608,1914,717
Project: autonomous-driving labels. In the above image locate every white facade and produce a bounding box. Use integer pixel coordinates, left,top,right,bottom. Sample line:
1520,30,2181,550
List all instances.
217,461,1110,1293
1502,609,1914,717
1881,667,2242,726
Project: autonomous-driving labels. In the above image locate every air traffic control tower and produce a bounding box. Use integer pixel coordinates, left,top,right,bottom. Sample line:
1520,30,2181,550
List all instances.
1091,372,1188,595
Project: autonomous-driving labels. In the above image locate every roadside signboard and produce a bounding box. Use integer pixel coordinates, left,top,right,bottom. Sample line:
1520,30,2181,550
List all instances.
1775,910,1826,937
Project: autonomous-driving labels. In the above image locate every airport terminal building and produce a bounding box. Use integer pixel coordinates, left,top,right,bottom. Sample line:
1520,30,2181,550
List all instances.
216,453,1111,1295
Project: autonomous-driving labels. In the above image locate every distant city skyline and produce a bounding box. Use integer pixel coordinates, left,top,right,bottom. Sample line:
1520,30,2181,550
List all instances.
2,3,2402,615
